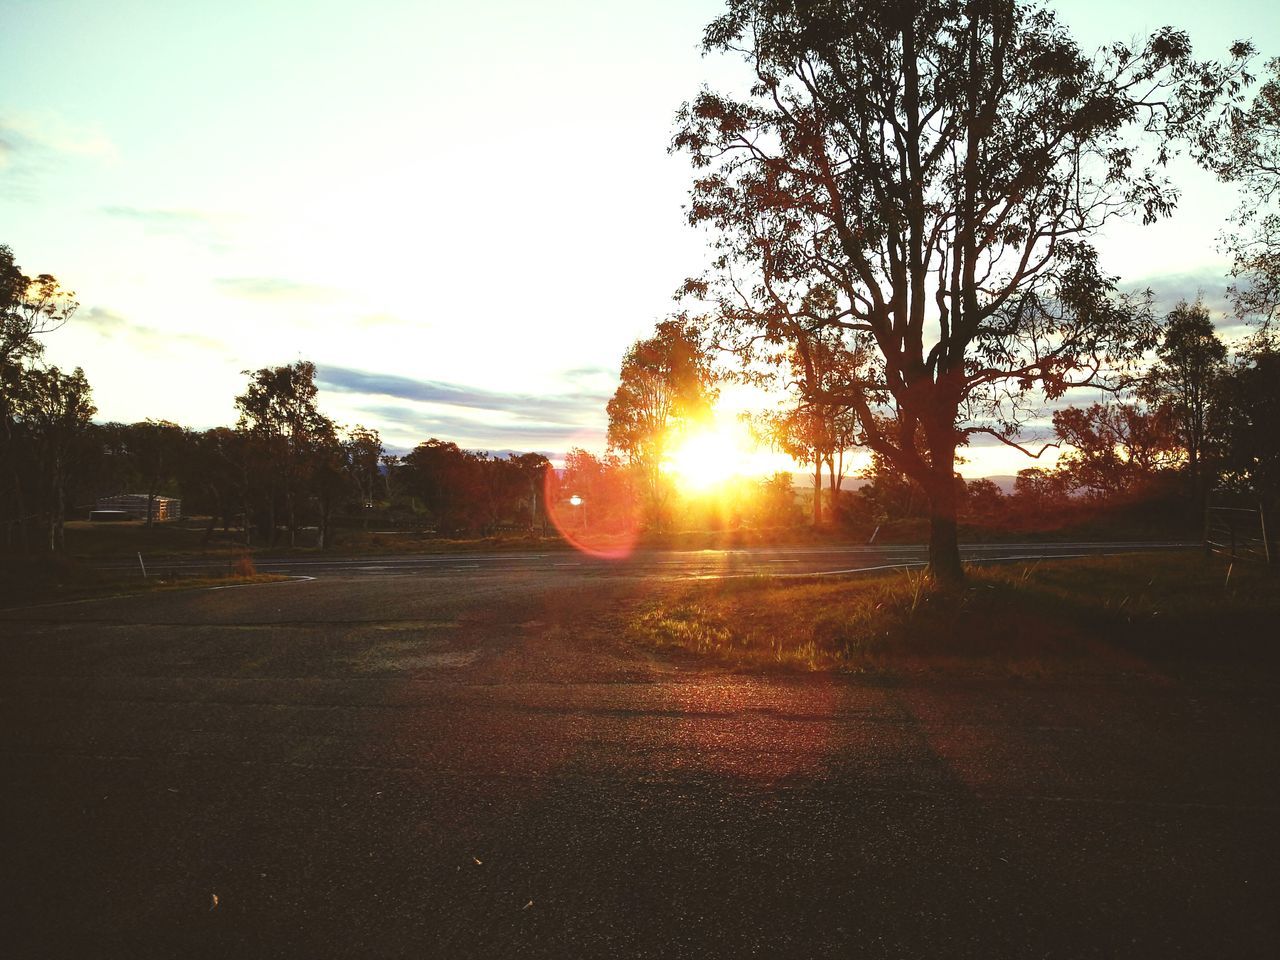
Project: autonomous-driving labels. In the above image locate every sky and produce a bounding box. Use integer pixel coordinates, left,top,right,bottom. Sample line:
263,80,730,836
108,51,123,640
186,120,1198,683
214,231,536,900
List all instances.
2,0,1276,477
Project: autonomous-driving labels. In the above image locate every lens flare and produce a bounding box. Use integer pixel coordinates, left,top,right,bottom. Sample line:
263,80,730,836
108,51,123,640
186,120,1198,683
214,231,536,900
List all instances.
543,461,640,559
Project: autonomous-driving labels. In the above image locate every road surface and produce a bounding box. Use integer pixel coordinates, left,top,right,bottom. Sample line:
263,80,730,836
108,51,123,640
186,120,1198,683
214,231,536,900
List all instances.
90,539,1197,580
2,545,1275,958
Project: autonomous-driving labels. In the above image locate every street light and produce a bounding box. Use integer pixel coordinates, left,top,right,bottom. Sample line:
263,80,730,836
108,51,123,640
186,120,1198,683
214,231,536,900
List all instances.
568,495,586,530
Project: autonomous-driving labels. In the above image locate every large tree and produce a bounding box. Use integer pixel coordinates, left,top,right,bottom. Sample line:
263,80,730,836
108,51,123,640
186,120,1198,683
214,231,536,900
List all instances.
675,0,1250,584
1,245,79,552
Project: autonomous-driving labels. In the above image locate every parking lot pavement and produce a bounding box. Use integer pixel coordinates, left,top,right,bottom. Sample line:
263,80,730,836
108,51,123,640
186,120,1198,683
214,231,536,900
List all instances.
1,566,1275,958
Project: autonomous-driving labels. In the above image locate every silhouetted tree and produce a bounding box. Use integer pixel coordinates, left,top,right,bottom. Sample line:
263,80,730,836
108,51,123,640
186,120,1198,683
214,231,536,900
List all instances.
345,425,384,528
1211,333,1280,500
963,477,1006,524
1052,402,1182,501
557,448,635,534
0,245,78,371
607,319,715,528
1,245,78,552
1012,467,1071,516
759,330,869,525
858,448,929,523
399,439,486,536
118,420,186,527
510,452,551,533
675,0,1250,584
761,404,831,525
1142,299,1228,504
749,471,803,528
235,361,336,547
11,366,96,551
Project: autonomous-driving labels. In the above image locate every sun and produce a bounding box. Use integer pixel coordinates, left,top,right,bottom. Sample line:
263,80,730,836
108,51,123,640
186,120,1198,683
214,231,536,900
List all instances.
665,413,772,493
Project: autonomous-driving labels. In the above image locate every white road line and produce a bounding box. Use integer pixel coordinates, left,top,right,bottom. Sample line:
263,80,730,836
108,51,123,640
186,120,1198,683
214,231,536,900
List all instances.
690,552,1096,581
253,555,545,567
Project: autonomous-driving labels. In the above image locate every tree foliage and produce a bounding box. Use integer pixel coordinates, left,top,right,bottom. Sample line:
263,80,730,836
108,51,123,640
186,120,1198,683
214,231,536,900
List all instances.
1,245,84,552
606,319,715,524
1200,57,1280,325
1211,335,1280,500
1052,401,1182,501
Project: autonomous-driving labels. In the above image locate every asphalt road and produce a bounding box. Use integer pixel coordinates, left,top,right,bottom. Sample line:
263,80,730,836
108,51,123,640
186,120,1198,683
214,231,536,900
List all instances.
1,549,1276,958
92,539,1197,580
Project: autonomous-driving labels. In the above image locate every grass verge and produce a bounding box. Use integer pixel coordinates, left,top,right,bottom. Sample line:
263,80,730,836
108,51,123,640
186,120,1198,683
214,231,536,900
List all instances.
628,553,1280,677
0,554,290,608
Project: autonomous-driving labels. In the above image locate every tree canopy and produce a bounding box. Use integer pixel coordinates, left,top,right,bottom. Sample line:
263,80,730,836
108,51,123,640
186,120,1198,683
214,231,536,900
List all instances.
675,0,1251,582
1200,56,1280,326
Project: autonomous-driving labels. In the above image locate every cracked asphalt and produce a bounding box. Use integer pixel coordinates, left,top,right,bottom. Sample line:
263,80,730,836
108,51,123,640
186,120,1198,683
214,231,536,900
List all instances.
1,560,1276,958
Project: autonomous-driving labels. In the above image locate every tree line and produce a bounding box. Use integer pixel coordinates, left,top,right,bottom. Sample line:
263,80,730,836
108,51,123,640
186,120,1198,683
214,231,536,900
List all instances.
2,253,560,553
601,296,1279,536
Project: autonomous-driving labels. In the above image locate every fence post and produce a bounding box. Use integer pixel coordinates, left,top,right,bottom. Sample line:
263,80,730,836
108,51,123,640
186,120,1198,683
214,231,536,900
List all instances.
1260,502,1272,565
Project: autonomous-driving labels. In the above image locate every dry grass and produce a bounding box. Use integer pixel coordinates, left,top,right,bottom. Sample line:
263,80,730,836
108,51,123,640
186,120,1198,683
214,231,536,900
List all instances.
629,554,1280,676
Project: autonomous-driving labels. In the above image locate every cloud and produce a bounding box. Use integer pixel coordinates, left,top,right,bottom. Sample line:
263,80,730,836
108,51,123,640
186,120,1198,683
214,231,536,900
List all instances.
355,312,408,329
215,277,342,302
1127,265,1233,317
356,402,602,451
103,205,218,230
80,305,231,355
561,364,616,380
0,113,116,160
0,114,116,200
101,205,231,251
317,365,609,423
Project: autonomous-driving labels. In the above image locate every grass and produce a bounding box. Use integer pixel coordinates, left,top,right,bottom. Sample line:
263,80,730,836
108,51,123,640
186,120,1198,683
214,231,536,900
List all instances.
0,552,289,608
628,553,1280,677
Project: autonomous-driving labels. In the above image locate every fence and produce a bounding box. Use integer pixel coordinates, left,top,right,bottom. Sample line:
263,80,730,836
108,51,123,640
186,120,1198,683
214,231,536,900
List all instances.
1204,497,1272,564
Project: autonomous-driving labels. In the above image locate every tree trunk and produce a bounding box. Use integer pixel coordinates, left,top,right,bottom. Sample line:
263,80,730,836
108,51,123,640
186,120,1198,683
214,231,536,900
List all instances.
9,462,29,553
318,497,332,550
928,509,963,588
926,459,964,588
49,456,65,553
812,464,823,526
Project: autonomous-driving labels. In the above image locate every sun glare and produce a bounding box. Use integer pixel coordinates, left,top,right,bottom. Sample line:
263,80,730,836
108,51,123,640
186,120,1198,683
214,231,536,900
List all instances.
665,414,775,493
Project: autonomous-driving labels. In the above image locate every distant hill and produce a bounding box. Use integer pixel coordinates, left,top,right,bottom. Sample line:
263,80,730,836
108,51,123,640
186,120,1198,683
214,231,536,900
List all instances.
790,473,1019,494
